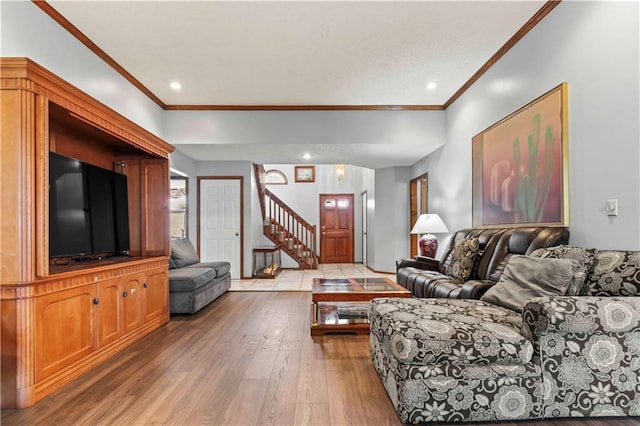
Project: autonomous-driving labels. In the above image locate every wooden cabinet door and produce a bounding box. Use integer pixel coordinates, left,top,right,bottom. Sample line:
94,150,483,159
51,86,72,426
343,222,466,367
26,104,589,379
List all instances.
97,274,145,346
121,274,144,333
144,269,168,322
141,159,169,257
97,278,124,347
35,285,98,381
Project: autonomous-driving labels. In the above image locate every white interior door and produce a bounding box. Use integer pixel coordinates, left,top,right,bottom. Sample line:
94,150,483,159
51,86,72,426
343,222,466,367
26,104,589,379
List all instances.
199,178,241,279
361,191,368,267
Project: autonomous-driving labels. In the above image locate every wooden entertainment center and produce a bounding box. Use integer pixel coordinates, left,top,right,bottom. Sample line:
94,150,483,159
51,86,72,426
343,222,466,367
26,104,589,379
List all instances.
0,58,174,408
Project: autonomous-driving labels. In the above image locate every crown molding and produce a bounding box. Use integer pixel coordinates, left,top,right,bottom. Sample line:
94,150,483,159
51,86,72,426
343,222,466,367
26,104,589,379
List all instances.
164,104,444,111
34,0,560,112
443,0,561,109
32,0,166,108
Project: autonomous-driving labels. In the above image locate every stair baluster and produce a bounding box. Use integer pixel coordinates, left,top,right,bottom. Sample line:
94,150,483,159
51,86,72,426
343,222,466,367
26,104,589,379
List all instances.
253,164,318,269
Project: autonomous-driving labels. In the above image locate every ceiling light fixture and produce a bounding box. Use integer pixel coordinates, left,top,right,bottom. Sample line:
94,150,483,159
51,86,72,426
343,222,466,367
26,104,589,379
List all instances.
425,82,437,90
336,164,345,185
169,81,182,90
303,153,311,160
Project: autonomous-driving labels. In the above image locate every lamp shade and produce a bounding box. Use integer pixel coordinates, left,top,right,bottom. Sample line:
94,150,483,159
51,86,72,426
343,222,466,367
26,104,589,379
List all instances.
410,214,448,235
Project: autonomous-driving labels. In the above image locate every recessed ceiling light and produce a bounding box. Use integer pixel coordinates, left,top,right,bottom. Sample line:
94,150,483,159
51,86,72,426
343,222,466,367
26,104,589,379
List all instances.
425,82,437,90
170,81,182,90
303,153,311,160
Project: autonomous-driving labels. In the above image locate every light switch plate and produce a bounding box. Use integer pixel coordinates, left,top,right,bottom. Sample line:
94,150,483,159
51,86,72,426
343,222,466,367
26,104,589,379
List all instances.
606,199,618,216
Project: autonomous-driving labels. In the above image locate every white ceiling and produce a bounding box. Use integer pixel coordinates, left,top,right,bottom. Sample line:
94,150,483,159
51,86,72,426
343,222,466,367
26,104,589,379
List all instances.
47,0,547,168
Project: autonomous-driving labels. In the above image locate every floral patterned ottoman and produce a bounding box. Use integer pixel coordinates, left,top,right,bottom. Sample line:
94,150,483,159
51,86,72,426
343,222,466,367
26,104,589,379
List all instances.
369,297,543,423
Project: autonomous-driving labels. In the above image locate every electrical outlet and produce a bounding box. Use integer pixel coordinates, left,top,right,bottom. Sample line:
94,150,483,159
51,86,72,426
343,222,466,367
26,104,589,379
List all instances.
606,199,618,216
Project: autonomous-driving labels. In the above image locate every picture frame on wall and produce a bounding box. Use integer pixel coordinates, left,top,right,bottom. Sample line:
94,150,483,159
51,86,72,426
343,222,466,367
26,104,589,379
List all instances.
472,83,569,228
295,166,315,183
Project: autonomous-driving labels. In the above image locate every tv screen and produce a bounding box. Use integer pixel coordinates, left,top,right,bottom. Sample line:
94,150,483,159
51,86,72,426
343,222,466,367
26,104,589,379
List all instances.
49,152,130,259
49,152,92,257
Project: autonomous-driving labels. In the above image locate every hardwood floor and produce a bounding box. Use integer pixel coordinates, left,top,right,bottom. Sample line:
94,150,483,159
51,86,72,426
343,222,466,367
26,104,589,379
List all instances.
2,292,639,425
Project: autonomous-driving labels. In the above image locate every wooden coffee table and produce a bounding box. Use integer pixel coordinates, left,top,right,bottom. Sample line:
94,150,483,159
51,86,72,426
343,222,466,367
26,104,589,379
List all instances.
310,277,411,336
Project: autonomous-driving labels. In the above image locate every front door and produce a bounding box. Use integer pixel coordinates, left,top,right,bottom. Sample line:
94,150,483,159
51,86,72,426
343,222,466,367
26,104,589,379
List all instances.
198,178,242,278
319,194,354,264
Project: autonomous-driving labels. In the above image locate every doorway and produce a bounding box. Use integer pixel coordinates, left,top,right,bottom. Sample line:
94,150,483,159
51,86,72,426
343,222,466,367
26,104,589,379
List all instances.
361,191,368,267
319,193,354,264
410,173,428,257
198,177,243,279
170,177,188,239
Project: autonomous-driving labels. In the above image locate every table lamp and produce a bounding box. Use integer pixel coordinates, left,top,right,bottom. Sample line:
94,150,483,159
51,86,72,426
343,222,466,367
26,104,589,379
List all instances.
410,214,449,258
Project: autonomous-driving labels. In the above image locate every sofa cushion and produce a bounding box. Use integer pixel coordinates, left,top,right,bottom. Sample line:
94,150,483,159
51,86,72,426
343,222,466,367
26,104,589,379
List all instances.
585,250,640,296
168,267,216,292
530,245,596,295
481,255,574,313
168,256,177,270
396,267,463,298
189,261,231,277
442,236,480,282
171,238,200,268
369,297,532,366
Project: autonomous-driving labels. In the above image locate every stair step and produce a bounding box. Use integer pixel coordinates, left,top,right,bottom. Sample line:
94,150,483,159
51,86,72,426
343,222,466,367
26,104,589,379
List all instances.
256,180,317,269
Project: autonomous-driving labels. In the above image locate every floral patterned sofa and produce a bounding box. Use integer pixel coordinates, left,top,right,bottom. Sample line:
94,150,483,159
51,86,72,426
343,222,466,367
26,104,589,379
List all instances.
370,247,640,423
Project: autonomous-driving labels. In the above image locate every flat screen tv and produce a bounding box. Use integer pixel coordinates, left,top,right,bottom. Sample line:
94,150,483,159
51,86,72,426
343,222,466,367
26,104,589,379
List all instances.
49,152,130,259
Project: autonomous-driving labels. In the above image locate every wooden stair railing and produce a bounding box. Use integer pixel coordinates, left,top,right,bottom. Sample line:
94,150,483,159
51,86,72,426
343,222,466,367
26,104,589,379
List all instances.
254,164,318,269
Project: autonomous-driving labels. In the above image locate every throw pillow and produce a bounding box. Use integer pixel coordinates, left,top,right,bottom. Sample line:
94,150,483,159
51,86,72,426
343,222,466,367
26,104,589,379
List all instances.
480,255,575,313
529,245,596,296
442,236,480,282
168,256,177,270
170,238,200,268
584,250,640,296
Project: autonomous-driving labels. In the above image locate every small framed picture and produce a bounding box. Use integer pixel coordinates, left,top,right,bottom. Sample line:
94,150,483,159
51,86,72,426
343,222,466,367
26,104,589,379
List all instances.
295,166,315,183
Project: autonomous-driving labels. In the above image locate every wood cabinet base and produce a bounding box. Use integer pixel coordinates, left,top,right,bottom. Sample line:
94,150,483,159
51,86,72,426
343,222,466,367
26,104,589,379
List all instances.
1,259,170,408
32,312,168,408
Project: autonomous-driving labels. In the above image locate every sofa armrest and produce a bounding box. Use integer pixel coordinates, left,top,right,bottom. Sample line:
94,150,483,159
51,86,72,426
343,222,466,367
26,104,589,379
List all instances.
522,296,640,341
396,257,440,272
413,255,438,264
459,279,496,299
522,296,640,416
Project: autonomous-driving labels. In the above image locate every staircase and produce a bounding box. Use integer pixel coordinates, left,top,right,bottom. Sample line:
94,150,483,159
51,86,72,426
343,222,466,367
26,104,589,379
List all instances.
254,164,318,269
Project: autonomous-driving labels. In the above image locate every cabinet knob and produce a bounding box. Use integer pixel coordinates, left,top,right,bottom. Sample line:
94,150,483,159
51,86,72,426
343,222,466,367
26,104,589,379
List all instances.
93,297,99,305
143,282,148,288
123,291,128,298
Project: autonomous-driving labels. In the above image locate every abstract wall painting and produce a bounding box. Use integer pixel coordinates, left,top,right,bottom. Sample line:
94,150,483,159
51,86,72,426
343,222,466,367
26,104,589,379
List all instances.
472,83,568,227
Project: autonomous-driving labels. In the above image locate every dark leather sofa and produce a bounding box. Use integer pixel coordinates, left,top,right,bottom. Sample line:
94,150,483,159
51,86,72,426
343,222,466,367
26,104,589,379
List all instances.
396,226,569,298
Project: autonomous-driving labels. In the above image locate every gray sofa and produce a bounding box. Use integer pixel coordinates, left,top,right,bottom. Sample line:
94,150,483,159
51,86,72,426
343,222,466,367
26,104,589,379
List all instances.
169,238,231,314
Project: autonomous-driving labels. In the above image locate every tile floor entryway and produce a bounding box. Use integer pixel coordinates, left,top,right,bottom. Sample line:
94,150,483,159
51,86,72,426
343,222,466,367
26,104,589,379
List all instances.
230,263,395,291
